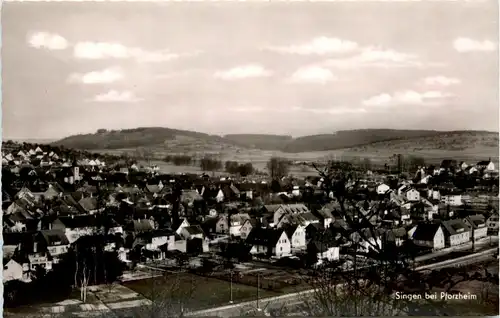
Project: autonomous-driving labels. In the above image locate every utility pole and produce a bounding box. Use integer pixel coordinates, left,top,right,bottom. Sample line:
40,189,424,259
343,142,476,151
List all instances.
257,273,261,311
229,270,234,304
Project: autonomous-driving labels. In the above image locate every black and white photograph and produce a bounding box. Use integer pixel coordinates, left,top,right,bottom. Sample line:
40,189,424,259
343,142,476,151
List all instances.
1,0,499,317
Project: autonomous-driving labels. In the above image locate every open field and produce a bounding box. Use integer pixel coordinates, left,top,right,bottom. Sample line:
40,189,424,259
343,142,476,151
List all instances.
122,272,281,311
95,145,498,168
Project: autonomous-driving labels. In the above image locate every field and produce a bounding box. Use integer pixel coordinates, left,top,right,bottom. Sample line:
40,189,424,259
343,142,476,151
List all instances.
95,144,499,177
122,272,281,311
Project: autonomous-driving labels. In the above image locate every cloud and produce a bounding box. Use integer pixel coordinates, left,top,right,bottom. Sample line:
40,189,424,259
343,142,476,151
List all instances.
27,31,68,50
267,36,358,55
288,66,337,84
423,76,461,86
453,38,496,52
363,90,452,107
68,67,124,84
89,90,143,103
293,106,367,115
324,47,431,68
214,64,272,80
73,41,183,62
230,106,266,113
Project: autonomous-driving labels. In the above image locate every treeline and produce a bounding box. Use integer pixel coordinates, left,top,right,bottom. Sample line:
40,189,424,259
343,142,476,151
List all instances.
224,161,254,177
164,155,194,166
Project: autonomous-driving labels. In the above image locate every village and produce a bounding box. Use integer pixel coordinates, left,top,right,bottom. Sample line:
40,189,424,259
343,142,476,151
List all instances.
2,141,499,316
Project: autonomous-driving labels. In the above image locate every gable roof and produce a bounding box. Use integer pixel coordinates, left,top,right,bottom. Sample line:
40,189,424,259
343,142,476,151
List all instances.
246,228,287,247
56,215,99,229
39,229,70,246
412,223,442,241
441,219,468,236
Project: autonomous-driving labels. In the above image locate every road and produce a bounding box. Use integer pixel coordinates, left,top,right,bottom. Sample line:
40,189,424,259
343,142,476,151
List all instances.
414,236,498,263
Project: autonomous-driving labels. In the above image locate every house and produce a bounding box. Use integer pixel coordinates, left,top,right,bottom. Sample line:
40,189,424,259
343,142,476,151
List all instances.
262,204,310,226
283,224,307,251
179,225,205,240
376,184,390,195
215,213,251,237
381,227,407,247
240,218,258,240
440,194,463,206
306,238,340,266
35,230,70,263
441,219,470,247
409,223,445,250
3,259,30,282
463,215,488,241
246,228,291,258
316,203,336,228
477,160,495,172
175,219,191,235
135,229,176,253
487,212,499,232
352,228,383,252
403,189,420,202
51,215,100,244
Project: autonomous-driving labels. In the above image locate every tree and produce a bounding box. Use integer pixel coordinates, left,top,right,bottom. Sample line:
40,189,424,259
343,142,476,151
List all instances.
238,162,254,177
267,157,290,180
200,156,222,173
225,161,240,174
407,155,426,173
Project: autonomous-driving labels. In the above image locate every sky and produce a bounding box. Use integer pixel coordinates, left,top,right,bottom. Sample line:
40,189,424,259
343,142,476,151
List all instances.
2,0,499,140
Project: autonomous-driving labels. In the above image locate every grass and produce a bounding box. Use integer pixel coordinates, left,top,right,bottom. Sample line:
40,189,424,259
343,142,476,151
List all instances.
122,272,281,311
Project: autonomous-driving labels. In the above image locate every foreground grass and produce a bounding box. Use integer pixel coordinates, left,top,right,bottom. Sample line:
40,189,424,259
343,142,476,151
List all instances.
122,272,281,311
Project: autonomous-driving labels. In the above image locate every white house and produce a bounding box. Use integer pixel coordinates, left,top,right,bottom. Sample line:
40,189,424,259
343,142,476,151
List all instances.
307,240,340,266
487,212,499,232
216,189,225,203
246,228,291,259
216,213,251,237
376,184,390,195
240,219,256,240
404,189,420,202
284,225,307,250
463,215,488,241
175,219,191,236
3,259,30,283
410,223,445,250
441,220,470,247
441,194,463,206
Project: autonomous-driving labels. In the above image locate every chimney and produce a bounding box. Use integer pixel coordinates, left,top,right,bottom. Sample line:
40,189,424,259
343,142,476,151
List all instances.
71,215,74,219
34,242,38,253
49,222,52,230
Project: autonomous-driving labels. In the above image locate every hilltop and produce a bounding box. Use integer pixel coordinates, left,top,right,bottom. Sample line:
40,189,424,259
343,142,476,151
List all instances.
51,127,498,156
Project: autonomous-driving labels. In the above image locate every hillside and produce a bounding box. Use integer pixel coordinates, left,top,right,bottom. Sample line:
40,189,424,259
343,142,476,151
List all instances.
344,131,499,157
51,127,242,151
223,134,293,150
52,127,498,155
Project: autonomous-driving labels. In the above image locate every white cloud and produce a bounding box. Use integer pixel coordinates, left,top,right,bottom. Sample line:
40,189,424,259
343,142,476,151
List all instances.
325,47,429,68
423,76,461,86
453,38,496,52
27,31,68,50
73,41,182,62
68,67,124,84
288,66,337,84
294,106,367,115
89,90,143,103
230,106,266,113
363,90,452,107
214,64,272,80
267,37,358,55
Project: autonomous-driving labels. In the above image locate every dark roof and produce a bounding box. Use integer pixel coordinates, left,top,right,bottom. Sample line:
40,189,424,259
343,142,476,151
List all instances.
441,219,468,236
412,223,442,241
283,224,299,239
183,225,205,235
39,229,70,246
56,215,99,229
246,228,286,247
137,229,175,241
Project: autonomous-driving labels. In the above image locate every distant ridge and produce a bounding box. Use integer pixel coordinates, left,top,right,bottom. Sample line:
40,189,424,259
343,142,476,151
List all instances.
51,127,499,154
